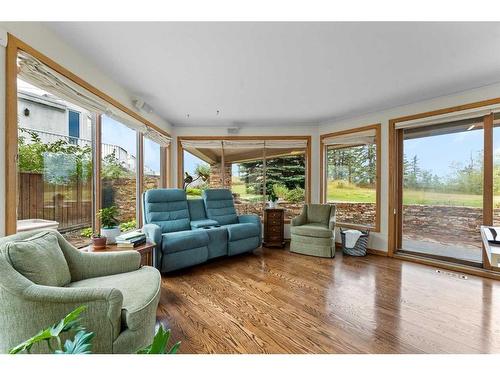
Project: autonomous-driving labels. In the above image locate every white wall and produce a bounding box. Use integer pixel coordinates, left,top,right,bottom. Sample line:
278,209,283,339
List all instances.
319,81,500,252
0,22,173,236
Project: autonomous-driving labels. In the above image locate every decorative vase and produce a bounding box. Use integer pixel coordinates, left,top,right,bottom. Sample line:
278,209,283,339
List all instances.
92,236,107,250
268,201,277,209
101,226,121,244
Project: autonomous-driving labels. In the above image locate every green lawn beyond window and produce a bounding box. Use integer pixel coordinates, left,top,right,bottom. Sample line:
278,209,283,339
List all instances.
326,180,496,208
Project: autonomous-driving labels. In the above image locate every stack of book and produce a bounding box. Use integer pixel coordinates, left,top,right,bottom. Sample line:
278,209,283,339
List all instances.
115,230,147,248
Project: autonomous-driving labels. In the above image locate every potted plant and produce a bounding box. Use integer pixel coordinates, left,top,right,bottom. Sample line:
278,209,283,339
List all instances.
98,206,121,244
91,233,107,250
268,190,279,209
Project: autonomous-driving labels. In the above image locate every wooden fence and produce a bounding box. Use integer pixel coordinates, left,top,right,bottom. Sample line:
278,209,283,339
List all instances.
18,172,93,232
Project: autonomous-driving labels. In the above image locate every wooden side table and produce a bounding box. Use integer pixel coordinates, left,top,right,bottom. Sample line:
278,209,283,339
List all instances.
83,241,156,267
263,208,285,248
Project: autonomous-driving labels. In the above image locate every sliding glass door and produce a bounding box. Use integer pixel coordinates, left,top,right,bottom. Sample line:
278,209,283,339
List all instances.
400,117,485,265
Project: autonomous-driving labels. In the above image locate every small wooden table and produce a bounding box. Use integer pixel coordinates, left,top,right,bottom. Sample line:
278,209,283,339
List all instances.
263,208,285,248
83,241,156,267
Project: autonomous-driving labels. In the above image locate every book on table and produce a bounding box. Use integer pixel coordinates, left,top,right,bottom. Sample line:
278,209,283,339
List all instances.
116,236,147,248
116,230,145,242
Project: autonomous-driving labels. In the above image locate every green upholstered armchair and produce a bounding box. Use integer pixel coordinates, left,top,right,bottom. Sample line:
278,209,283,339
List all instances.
290,204,336,258
0,229,161,354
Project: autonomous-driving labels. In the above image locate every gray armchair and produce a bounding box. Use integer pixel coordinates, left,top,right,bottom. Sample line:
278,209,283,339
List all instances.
290,204,336,258
0,229,161,354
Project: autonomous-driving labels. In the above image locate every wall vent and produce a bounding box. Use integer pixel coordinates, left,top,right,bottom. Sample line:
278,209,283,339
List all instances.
436,269,468,280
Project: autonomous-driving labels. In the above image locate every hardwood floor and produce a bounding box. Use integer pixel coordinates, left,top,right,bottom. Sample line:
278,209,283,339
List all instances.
156,246,500,353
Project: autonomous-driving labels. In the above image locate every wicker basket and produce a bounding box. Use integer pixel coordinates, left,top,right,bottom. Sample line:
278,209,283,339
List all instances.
340,228,369,256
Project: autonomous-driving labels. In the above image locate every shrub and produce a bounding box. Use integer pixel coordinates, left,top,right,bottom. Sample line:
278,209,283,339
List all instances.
186,187,202,196
273,184,289,199
80,227,93,238
120,219,137,232
286,187,305,203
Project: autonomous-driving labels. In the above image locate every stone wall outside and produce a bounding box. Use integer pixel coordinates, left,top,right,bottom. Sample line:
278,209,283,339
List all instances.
103,175,160,223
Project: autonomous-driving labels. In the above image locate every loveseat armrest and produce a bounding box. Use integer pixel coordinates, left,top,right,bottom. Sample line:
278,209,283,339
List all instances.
238,214,262,245
142,223,162,269
291,205,307,227
238,214,261,226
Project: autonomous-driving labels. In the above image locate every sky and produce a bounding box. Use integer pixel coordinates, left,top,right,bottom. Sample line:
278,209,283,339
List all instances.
404,128,500,177
102,115,160,173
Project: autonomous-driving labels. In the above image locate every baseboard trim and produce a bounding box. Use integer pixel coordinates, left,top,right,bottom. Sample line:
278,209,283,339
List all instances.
334,242,387,257
393,252,500,281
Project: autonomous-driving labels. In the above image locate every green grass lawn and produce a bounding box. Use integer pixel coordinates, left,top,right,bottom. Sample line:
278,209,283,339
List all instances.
326,180,498,208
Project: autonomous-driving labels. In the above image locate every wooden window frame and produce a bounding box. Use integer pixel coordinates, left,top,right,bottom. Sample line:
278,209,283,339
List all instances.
177,136,312,223
319,124,381,233
388,99,500,275
5,34,171,235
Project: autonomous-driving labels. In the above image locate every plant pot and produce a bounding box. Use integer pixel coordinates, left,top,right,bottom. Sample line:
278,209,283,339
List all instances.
268,201,278,209
92,236,107,250
101,226,121,244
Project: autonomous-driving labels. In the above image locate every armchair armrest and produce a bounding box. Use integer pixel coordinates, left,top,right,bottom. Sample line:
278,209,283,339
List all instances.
291,206,307,227
328,205,337,231
22,284,123,344
142,223,162,269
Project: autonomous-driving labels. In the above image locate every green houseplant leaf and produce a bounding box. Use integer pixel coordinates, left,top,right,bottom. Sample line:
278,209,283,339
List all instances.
56,330,95,354
137,324,180,354
9,306,89,354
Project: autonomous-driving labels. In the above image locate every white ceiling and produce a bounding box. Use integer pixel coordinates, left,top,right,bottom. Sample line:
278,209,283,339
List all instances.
46,22,500,127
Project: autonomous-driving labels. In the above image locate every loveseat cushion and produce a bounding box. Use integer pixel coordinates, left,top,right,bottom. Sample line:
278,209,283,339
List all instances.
203,189,238,225
187,199,207,221
290,223,332,238
68,266,161,331
224,223,260,242
5,231,71,287
161,230,209,254
143,189,191,233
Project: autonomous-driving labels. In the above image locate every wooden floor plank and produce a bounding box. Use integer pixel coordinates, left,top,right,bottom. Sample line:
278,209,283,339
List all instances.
156,247,500,353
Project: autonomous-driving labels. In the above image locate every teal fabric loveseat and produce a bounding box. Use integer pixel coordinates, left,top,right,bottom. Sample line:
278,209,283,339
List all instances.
142,188,262,273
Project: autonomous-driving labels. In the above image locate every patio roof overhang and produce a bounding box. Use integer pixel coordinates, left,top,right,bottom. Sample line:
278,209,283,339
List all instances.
187,147,305,165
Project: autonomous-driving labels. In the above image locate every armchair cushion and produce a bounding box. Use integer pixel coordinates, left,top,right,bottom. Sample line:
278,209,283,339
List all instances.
162,230,209,254
307,204,334,225
5,231,71,287
203,189,238,225
69,266,160,331
223,223,260,242
290,223,332,238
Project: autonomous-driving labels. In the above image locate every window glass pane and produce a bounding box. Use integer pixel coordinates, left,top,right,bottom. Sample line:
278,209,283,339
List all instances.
17,79,94,248
144,137,161,191
265,149,306,220
326,141,377,227
227,147,265,218
492,115,500,230
101,115,137,229
183,150,212,198
402,118,483,264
